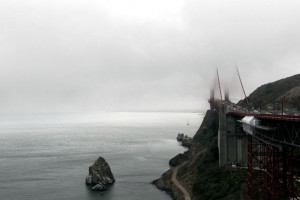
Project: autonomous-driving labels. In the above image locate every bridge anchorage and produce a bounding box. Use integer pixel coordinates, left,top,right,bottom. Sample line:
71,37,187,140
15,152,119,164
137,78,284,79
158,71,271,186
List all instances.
209,69,300,199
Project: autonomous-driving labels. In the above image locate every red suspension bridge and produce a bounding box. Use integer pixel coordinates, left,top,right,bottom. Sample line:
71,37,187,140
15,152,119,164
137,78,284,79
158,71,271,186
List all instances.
209,68,300,199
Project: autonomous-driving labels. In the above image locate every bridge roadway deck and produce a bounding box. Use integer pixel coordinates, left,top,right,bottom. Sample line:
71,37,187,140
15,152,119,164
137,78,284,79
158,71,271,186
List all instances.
228,111,300,122
210,99,300,122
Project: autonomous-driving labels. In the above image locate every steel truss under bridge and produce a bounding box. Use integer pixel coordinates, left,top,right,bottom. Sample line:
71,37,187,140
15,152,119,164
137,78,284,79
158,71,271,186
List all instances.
246,119,300,200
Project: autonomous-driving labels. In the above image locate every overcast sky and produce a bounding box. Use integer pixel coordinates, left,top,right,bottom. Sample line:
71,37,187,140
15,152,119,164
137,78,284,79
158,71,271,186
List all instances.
0,0,299,113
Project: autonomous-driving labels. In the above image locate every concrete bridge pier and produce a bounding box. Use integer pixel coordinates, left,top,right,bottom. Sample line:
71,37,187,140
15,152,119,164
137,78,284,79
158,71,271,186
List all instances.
218,104,248,167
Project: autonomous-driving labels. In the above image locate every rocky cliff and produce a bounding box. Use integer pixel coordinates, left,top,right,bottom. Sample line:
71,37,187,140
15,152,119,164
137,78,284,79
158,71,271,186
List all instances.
153,110,246,200
86,157,115,191
153,110,223,199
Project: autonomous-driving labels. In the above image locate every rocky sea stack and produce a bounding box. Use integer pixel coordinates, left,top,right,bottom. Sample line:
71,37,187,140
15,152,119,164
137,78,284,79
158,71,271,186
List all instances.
86,157,115,191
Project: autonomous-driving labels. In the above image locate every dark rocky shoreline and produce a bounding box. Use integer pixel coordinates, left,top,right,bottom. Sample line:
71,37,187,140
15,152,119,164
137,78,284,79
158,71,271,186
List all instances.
152,134,192,200
152,169,184,200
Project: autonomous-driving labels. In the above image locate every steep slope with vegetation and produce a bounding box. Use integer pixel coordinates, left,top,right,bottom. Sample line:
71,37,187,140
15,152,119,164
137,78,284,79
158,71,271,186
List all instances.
239,74,300,110
183,110,246,200
153,110,246,200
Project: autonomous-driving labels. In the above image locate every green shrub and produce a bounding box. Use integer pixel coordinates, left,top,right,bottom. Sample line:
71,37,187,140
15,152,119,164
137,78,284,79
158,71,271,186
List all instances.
193,163,246,200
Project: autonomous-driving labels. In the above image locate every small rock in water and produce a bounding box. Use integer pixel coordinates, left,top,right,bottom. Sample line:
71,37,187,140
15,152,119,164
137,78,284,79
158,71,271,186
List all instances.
86,156,115,193
177,133,192,148
177,133,184,141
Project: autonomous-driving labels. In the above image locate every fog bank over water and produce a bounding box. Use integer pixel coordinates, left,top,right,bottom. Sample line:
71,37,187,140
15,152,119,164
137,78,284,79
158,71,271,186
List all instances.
0,0,299,113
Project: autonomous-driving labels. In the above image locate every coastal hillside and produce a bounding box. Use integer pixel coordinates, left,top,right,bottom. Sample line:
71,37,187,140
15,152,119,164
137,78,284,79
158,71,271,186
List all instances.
238,74,300,110
153,74,299,200
153,110,246,200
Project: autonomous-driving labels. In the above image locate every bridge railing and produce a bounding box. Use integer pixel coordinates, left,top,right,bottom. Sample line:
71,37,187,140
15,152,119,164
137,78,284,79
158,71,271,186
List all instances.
227,108,300,122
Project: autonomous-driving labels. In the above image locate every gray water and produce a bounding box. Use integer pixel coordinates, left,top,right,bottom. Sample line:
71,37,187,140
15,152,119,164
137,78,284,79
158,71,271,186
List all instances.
0,112,203,200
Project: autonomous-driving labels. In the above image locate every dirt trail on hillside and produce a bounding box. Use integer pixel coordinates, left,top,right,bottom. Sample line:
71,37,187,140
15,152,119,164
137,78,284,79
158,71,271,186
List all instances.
171,149,207,200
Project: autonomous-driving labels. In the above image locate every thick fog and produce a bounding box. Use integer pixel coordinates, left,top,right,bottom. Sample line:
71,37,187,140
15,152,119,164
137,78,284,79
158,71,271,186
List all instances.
0,0,299,113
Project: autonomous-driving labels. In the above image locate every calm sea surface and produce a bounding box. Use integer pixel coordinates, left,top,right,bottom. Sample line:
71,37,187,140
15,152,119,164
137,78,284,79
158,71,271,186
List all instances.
0,112,203,200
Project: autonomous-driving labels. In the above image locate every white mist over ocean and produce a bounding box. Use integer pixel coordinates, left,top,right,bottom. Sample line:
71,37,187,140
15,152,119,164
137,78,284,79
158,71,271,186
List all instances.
0,112,203,200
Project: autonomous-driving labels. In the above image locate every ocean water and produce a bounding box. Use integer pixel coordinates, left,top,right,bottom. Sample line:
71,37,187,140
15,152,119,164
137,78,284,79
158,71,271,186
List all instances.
0,112,203,200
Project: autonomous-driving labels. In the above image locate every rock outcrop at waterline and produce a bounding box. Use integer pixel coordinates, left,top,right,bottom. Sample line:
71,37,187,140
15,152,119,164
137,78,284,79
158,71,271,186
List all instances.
152,169,184,200
86,157,115,191
177,133,192,148
169,153,188,167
